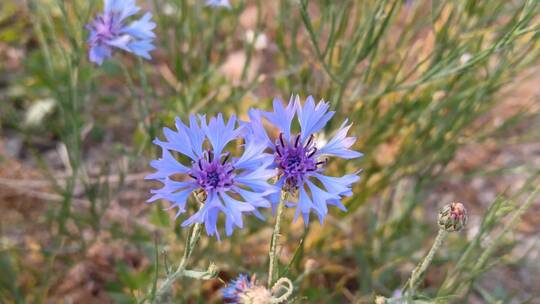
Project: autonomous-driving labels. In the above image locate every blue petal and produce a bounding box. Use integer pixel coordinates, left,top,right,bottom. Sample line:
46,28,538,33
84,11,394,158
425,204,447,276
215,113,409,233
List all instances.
220,192,255,235
154,120,197,161
105,35,132,52
205,207,221,240
204,114,241,155
296,186,314,225
313,173,360,197
105,0,140,21
327,199,347,212
205,0,232,8
233,138,272,170
185,115,206,158
235,164,278,192
181,192,224,239
147,179,195,216
317,119,363,159
128,39,155,59
89,44,112,65
233,186,272,210
146,148,190,180
147,178,194,202
263,96,297,141
243,108,271,146
306,180,342,223
122,12,156,39
268,177,285,214
297,96,335,141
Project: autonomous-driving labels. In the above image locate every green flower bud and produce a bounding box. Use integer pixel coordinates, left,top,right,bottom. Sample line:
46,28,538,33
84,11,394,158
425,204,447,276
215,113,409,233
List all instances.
438,202,468,232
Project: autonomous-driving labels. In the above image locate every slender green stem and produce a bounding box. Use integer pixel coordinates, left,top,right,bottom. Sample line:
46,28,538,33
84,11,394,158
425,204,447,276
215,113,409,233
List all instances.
152,194,206,302
136,57,156,140
403,229,448,295
268,191,287,288
154,222,202,302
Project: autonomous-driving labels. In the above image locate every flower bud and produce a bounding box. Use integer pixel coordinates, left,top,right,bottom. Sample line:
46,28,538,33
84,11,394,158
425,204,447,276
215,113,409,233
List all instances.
438,202,468,232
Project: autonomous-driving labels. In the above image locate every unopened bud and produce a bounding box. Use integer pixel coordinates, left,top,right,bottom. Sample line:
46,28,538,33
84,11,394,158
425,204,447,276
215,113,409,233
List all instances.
438,202,468,232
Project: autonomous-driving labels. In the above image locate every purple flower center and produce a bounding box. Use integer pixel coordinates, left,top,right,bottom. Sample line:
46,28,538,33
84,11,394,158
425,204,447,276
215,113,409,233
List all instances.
190,150,235,192
88,13,122,44
275,133,326,190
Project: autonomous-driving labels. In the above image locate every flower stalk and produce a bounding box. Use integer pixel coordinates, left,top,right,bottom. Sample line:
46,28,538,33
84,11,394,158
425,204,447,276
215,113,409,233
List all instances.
405,228,448,294
402,202,468,296
154,221,202,301
268,191,287,288
153,193,210,302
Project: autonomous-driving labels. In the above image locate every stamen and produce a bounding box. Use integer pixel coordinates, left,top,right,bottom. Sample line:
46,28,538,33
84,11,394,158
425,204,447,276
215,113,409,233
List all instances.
305,134,314,148
188,174,197,179
208,150,214,162
279,133,285,147
198,159,203,170
308,147,318,158
222,152,230,165
294,134,301,147
275,146,282,157
316,158,329,166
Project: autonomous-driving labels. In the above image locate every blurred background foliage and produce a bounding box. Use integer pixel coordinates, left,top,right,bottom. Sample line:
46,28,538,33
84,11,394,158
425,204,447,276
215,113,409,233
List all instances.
0,0,539,303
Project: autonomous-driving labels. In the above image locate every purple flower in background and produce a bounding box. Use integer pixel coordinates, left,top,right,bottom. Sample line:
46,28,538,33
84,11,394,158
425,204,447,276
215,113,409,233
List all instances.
146,114,277,239
86,0,156,65
247,95,363,224
391,290,406,303
206,0,232,9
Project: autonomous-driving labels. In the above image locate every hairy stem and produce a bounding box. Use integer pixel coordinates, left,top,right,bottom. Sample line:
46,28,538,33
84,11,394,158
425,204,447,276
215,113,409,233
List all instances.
403,229,448,295
268,191,287,288
154,222,201,302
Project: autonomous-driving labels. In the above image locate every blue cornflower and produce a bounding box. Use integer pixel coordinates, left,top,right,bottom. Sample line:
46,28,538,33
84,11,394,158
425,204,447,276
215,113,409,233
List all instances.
206,0,232,9
247,95,363,224
86,0,156,65
222,274,253,303
222,274,271,303
146,114,277,239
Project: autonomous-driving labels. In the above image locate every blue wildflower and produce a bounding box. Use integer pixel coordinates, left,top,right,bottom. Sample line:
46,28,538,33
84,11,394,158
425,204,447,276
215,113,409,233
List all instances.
86,0,156,65
248,95,363,224
146,114,277,239
222,274,253,303
222,274,271,304
206,0,232,9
